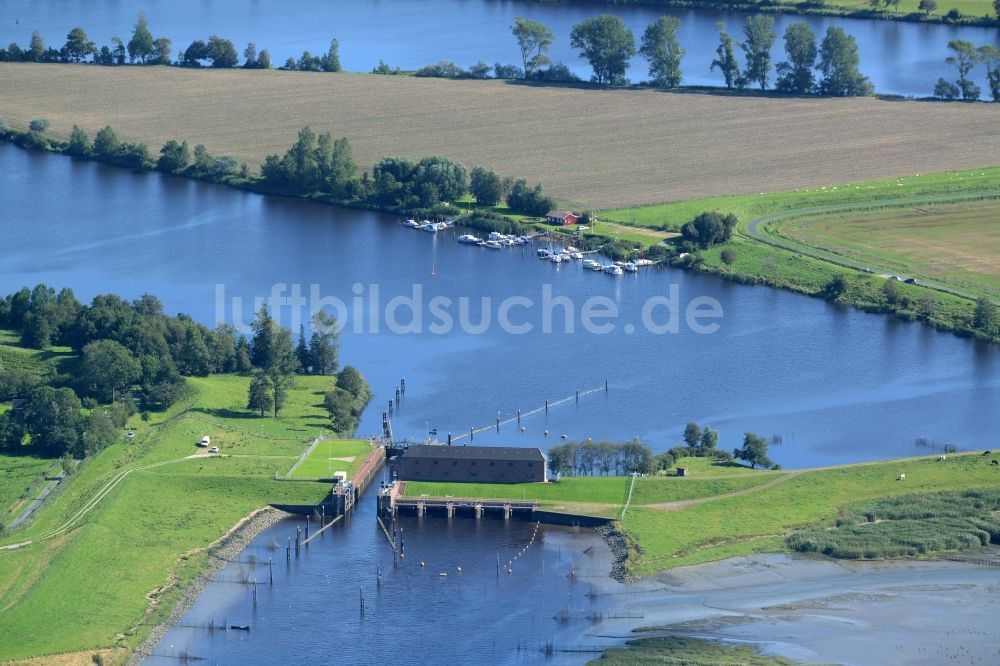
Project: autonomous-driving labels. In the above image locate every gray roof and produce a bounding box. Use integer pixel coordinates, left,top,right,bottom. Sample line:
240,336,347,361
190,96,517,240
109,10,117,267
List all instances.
546,210,575,218
402,444,544,462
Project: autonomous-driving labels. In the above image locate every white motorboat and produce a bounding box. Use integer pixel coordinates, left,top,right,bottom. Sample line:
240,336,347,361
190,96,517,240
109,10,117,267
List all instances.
483,240,503,249
623,262,638,273
582,259,600,270
457,234,481,244
550,253,564,263
604,265,624,276
403,218,421,228
537,248,552,259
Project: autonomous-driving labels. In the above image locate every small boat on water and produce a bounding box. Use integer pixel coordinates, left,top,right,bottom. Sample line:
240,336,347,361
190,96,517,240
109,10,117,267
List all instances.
571,252,584,260
604,265,624,276
457,234,481,244
402,218,421,228
419,221,439,232
483,240,503,249
565,246,579,253
550,253,564,263
537,248,552,259
582,259,600,270
623,262,638,273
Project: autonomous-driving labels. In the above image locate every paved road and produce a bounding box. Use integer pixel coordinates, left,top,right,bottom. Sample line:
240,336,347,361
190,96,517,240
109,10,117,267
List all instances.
8,470,66,530
744,193,1000,303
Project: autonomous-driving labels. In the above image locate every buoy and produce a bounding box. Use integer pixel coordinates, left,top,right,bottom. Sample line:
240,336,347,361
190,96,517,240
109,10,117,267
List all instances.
544,430,549,436
439,572,447,577
520,426,526,432
420,561,425,568
507,568,513,575
560,434,568,439
457,566,462,572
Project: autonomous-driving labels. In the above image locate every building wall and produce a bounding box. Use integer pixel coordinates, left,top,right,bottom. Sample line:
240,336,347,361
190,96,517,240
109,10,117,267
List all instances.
398,456,545,484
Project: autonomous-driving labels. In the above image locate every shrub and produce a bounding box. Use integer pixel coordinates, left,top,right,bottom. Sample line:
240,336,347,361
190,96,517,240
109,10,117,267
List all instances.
720,249,737,265
29,118,50,133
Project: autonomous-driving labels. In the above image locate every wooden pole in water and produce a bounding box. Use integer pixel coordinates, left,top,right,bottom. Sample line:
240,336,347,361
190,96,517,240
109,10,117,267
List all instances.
269,558,273,585
496,417,500,432
470,427,474,441
605,378,608,391
545,399,549,413
576,390,579,404
401,378,405,395
497,552,500,577
360,586,365,616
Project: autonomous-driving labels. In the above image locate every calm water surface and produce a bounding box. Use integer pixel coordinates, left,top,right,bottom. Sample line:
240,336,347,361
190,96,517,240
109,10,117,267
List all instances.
1,0,998,96
2,143,998,469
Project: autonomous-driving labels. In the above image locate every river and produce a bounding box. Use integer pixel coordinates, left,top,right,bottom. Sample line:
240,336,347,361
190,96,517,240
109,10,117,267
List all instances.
2,143,998,470
1,0,998,97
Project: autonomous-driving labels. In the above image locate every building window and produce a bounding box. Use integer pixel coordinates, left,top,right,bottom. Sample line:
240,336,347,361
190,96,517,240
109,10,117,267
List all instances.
470,461,476,466
490,462,495,467
509,462,514,467
432,460,438,465
528,462,534,467
453,460,458,466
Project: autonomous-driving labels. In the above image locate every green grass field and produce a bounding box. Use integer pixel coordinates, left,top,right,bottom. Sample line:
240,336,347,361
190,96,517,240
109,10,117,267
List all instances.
0,372,335,662
623,452,999,575
0,456,57,526
588,635,794,666
773,200,1000,298
0,328,77,378
288,438,374,479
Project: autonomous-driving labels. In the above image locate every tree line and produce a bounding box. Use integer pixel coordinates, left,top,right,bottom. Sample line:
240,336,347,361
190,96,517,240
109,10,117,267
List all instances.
933,39,1000,101
0,284,371,458
1,118,558,219
0,12,338,73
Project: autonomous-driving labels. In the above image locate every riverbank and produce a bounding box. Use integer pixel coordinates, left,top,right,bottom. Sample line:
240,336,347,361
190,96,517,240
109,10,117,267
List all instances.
548,0,999,27
589,550,1000,664
126,507,288,666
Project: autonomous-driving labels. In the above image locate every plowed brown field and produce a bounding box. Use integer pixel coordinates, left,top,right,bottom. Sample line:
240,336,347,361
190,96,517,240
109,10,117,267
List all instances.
3,63,999,207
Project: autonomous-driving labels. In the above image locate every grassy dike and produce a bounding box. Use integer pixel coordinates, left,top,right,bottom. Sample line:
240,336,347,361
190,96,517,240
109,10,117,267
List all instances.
602,167,1000,342
0,357,367,662
401,453,1000,578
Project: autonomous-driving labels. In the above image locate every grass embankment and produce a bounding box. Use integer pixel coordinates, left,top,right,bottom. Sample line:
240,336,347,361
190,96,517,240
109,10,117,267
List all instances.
588,635,795,666
622,452,999,575
404,457,780,518
289,438,373,480
774,199,1000,299
603,168,1000,340
0,371,358,662
3,64,1000,208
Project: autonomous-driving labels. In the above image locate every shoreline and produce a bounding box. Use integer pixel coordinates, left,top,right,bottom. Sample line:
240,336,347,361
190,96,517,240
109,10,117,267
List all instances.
126,507,290,666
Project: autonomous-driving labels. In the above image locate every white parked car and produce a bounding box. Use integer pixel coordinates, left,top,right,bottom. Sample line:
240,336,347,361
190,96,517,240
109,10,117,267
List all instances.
209,446,219,454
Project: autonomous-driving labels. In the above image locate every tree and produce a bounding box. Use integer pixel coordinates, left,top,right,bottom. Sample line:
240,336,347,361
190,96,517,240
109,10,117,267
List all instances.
243,42,258,68
680,211,738,249
66,125,90,156
29,31,45,62
569,14,636,85
82,407,119,455
93,126,120,157
710,22,740,89
307,312,340,376
29,118,50,133
206,36,238,68
468,61,491,79
470,166,504,206
20,386,84,456
699,427,719,449
973,296,997,334
158,140,190,173
181,40,208,66
249,306,296,416
824,275,849,300
995,0,1000,18
639,16,684,88
127,12,154,63
258,49,272,69
192,144,213,174
295,324,310,372
919,0,938,14
741,15,776,90
775,22,817,94
817,28,873,97
683,422,701,448
150,38,172,66
337,366,367,398
247,372,274,417
63,27,96,63
511,17,554,78
979,46,1000,102
80,339,141,402
734,432,773,469
506,179,554,216
933,77,960,99
321,38,341,72
946,40,980,100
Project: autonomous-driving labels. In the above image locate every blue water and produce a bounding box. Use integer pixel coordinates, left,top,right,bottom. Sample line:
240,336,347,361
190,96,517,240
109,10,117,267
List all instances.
1,0,998,96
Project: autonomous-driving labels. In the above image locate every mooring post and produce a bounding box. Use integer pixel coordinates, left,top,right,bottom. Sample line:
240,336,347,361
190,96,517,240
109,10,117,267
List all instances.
576,390,579,404
295,527,301,550
517,409,521,425
305,516,310,541
545,399,549,413
470,427,474,441
496,417,500,432
395,387,400,404
605,378,608,391
497,552,501,576
447,432,452,446
399,528,405,555
360,586,365,617
253,579,257,606
388,400,393,414
269,557,273,584
401,378,405,395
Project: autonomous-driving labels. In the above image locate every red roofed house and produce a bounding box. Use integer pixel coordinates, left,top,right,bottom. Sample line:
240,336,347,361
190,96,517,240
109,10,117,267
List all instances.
546,210,579,226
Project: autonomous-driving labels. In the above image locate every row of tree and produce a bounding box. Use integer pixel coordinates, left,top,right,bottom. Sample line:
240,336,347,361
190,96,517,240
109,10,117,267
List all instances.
933,39,1000,101
507,14,872,95
547,439,656,476
0,14,340,73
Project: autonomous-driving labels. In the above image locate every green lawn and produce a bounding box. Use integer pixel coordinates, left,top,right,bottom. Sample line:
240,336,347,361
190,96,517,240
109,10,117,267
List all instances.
404,476,632,506
773,200,1000,298
0,328,77,378
0,373,334,662
601,167,1000,233
288,438,374,479
0,456,57,525
622,452,999,575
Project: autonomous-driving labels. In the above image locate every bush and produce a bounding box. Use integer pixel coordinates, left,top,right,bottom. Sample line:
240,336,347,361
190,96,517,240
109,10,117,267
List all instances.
29,118,50,133
414,60,465,78
945,7,962,19
720,249,737,265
